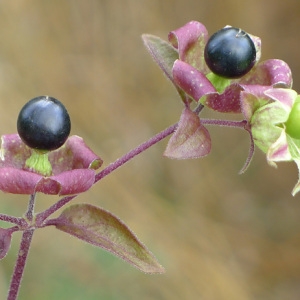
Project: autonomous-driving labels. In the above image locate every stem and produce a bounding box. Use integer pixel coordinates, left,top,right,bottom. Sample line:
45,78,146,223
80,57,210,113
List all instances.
6,194,37,299
95,122,178,183
239,123,255,174
202,118,254,173
194,103,204,114
201,118,247,128
25,193,36,222
7,229,34,300
36,122,178,223
0,214,27,227
36,117,249,224
35,195,76,226
4,109,251,299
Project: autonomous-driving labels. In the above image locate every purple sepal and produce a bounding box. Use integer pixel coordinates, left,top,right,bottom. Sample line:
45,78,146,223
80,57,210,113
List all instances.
173,60,215,101
0,134,103,195
168,20,209,72
240,59,293,88
173,58,292,113
168,21,293,113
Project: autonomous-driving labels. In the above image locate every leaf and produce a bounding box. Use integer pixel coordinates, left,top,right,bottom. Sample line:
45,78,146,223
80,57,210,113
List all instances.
142,34,178,85
164,107,211,159
54,204,165,274
0,228,12,259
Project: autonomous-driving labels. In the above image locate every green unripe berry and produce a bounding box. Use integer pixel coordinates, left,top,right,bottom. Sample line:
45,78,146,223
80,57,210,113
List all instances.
285,97,300,139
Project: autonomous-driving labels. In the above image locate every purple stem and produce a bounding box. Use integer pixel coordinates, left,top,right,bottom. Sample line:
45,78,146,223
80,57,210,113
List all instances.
239,124,255,174
36,122,179,224
35,195,75,226
7,229,34,300
201,118,247,128
0,214,27,228
202,118,254,173
25,193,36,222
95,122,178,183
0,194,37,227
5,112,250,299
36,117,249,225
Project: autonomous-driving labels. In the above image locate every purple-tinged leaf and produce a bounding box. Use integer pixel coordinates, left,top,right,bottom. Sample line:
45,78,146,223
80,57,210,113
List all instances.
54,204,165,274
142,34,178,84
164,108,211,159
0,228,12,259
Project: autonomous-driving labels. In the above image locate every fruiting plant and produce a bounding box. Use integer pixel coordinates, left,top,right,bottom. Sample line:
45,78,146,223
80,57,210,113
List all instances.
0,20,299,299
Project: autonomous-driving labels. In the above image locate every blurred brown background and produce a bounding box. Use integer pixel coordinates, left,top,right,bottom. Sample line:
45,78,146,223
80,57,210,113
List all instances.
1,0,300,299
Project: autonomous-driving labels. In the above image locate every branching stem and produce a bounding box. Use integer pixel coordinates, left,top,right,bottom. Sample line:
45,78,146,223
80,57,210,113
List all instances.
35,116,249,224
36,122,179,223
6,109,252,300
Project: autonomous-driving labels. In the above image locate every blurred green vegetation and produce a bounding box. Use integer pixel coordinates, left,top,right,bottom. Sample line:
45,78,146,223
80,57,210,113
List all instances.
1,0,300,299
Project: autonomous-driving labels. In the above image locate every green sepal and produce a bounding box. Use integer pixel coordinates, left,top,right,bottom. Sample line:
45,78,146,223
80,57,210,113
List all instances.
206,72,232,93
25,150,52,176
287,135,300,160
251,101,288,153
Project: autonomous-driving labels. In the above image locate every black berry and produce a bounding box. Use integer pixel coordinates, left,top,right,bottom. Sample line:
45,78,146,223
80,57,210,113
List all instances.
17,96,71,151
204,27,256,78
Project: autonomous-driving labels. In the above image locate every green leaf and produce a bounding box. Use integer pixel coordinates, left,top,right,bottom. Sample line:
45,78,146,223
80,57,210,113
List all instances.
142,34,178,84
55,204,165,274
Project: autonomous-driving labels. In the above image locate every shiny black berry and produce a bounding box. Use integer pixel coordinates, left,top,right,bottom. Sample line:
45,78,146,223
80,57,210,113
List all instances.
204,27,256,78
17,96,71,151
